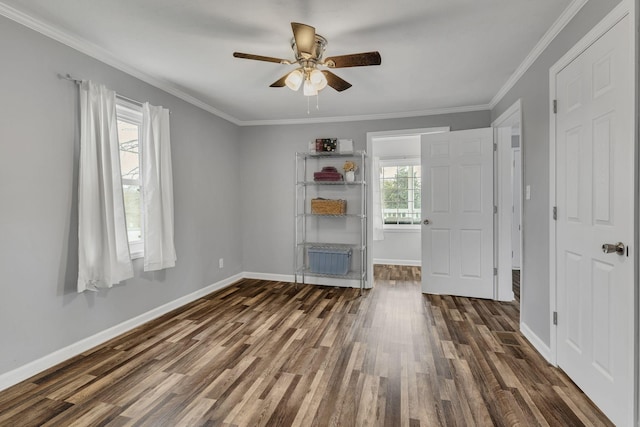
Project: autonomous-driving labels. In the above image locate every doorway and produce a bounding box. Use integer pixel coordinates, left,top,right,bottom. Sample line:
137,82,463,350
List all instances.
366,127,449,287
493,100,523,304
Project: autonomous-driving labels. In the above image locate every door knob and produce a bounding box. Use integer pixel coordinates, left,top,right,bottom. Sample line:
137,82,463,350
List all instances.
602,242,625,255
423,219,431,225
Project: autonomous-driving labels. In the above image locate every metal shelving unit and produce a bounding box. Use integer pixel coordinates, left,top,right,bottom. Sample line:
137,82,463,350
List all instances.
294,150,367,293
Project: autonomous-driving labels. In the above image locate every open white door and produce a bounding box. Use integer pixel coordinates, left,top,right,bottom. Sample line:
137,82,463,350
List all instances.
554,13,634,426
421,128,494,298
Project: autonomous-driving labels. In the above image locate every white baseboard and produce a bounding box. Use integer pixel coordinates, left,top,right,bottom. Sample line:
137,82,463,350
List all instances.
242,272,294,282
373,259,421,267
520,321,553,363
243,271,364,289
299,276,362,288
0,272,243,392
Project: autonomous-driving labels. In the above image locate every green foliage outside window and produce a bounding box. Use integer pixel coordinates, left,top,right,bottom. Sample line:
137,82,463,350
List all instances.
381,164,421,225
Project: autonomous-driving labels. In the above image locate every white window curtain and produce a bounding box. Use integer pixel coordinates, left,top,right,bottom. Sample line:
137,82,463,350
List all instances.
77,81,133,292
372,156,385,241
141,102,176,271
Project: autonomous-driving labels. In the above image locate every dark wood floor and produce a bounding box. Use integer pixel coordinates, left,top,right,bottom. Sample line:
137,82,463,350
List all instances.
513,270,520,302
0,266,611,426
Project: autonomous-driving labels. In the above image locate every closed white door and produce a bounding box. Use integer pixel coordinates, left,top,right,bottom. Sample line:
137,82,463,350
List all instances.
555,14,634,426
512,148,521,269
421,128,494,298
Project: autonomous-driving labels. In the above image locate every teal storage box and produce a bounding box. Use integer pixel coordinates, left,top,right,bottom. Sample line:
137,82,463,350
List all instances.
308,247,352,275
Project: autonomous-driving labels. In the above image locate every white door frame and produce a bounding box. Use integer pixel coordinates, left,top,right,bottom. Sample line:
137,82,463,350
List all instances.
548,1,637,423
492,100,523,302
511,147,522,270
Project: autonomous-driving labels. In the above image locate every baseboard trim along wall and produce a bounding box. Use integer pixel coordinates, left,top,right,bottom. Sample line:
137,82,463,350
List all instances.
520,321,553,363
243,272,364,289
0,272,244,392
242,272,293,283
373,259,421,267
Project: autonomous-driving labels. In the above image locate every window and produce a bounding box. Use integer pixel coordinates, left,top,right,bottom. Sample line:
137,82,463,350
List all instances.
380,159,421,228
116,99,144,257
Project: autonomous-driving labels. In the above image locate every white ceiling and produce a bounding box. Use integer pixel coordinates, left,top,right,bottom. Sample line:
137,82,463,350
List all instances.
0,0,573,125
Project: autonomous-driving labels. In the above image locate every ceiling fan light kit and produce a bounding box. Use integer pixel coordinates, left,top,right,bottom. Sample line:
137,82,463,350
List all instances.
233,22,381,103
285,69,303,91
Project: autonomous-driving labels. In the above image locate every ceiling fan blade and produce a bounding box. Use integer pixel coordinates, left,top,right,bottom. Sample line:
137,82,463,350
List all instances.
323,51,382,68
322,70,352,92
233,52,290,64
291,22,316,58
269,73,289,88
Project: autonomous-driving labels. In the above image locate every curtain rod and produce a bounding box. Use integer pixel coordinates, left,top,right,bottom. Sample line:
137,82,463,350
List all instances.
58,73,145,107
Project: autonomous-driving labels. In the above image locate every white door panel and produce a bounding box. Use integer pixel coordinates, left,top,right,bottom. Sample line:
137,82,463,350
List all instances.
555,14,633,426
421,128,494,298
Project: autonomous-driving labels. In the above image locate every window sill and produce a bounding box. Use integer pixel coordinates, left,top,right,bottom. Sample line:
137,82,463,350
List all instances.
382,226,420,233
129,241,144,260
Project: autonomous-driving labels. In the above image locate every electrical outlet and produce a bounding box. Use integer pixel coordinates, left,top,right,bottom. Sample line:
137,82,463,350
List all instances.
219,258,224,269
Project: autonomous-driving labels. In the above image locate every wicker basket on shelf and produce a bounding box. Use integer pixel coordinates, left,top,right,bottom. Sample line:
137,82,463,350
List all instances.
311,198,347,215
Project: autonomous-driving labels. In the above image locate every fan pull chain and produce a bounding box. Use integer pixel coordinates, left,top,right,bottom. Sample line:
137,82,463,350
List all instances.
307,96,310,115
316,94,320,110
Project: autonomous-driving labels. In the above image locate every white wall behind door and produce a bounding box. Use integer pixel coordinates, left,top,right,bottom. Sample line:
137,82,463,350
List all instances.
373,231,421,266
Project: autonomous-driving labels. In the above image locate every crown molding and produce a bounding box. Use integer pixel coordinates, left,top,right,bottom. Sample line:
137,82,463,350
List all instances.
0,1,241,125
238,104,491,127
489,0,588,109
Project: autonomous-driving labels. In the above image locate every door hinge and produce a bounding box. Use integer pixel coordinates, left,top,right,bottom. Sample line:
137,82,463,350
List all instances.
493,267,498,276
553,311,558,325
553,99,557,114
553,206,557,220
493,142,497,152
494,205,498,214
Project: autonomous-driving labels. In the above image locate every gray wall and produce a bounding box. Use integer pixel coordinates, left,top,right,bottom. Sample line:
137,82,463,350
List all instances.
239,111,490,276
491,0,622,345
0,16,243,376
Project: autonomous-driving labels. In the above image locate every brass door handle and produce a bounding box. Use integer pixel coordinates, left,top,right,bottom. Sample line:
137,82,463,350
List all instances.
423,219,431,225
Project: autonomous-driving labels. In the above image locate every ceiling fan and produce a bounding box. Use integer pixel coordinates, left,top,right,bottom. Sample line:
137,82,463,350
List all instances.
233,22,381,96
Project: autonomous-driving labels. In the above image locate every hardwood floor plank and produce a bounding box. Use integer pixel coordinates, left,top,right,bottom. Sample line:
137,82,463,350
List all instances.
172,397,217,426
0,265,614,426
49,401,120,427
0,397,72,427
289,369,326,427
119,372,184,418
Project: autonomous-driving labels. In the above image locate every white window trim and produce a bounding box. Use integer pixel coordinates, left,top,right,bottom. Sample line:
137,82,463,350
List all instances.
379,157,421,230
116,99,144,259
